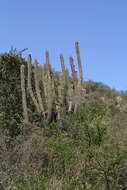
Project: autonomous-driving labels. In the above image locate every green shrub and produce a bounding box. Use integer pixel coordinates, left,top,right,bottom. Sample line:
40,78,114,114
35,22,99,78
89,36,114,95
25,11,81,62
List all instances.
0,53,27,136
69,100,110,147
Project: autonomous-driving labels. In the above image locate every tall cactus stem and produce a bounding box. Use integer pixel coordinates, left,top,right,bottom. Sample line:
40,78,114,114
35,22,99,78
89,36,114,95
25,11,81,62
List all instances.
60,53,66,73
20,64,29,123
75,42,83,87
34,59,44,113
45,50,51,72
45,51,54,121
42,64,48,103
27,54,41,114
69,56,78,89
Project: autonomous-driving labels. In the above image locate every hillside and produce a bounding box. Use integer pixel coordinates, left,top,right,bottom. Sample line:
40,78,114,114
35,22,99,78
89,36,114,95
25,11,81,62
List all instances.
0,44,127,190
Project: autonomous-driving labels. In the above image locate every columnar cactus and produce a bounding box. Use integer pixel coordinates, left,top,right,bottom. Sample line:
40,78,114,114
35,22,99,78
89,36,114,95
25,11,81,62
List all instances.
45,50,54,121
20,64,29,123
34,59,44,113
59,54,68,105
60,53,66,74
75,42,83,88
59,54,72,112
27,54,41,114
69,56,78,91
20,42,86,124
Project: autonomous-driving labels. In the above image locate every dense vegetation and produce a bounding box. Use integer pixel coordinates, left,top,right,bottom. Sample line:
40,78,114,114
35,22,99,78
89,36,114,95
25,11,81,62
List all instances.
0,45,127,190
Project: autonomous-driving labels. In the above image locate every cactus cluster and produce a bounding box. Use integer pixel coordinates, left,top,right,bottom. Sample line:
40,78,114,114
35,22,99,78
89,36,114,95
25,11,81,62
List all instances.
20,42,86,123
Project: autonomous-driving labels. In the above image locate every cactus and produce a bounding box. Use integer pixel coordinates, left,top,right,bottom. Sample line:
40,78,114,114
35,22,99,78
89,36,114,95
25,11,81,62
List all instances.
75,42,83,88
45,50,51,71
34,59,44,113
59,54,70,111
59,54,67,104
69,56,78,91
42,64,48,104
20,42,86,124
60,53,66,74
20,64,29,123
27,54,41,114
45,50,54,122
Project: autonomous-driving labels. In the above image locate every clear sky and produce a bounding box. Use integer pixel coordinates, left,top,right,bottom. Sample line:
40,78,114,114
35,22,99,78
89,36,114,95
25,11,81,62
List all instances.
1,0,127,91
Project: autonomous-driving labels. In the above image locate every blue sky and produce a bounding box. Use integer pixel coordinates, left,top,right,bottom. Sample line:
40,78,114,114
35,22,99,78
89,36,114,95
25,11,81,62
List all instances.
1,0,127,91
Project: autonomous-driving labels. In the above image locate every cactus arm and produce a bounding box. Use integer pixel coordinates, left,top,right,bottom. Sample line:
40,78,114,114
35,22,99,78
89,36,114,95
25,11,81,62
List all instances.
75,42,83,87
34,59,44,113
27,55,41,114
60,53,66,74
45,50,54,122
20,64,29,123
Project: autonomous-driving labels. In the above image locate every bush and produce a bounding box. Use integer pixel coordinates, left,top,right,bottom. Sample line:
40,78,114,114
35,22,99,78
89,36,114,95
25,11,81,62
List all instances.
69,100,110,147
0,53,27,136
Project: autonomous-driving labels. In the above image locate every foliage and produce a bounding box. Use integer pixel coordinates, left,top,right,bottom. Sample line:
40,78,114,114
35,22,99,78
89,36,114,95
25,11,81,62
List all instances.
0,47,127,189
0,52,27,136
69,100,110,147
84,80,120,101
